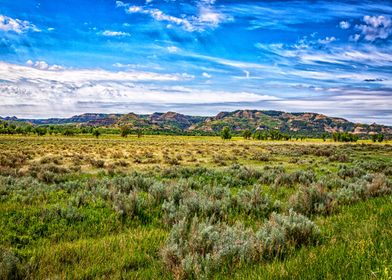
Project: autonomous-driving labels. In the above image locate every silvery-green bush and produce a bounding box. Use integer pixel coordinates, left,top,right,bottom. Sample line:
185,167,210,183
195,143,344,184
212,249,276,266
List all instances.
288,185,335,216
161,216,256,280
256,210,320,258
162,211,320,279
235,185,280,217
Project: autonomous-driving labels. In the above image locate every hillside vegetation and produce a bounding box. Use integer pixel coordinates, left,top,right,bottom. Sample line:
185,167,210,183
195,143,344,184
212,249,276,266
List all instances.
2,110,391,137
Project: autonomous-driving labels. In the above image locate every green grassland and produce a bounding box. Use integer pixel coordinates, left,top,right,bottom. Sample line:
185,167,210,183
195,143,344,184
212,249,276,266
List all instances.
1,135,391,279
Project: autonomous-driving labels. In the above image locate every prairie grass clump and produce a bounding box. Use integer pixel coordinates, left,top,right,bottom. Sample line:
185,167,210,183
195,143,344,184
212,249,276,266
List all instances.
89,158,105,168
251,152,271,162
288,185,335,216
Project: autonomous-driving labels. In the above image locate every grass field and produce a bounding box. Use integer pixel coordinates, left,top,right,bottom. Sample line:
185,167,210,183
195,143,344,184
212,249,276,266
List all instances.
1,135,391,279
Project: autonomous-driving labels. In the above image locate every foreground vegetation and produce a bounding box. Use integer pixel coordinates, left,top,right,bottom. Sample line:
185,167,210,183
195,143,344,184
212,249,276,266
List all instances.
1,135,391,279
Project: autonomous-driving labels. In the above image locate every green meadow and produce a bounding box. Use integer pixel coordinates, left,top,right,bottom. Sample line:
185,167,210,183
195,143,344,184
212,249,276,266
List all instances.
1,135,391,279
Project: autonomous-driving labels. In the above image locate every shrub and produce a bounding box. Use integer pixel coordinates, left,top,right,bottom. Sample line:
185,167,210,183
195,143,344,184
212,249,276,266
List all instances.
162,212,320,279
364,174,391,198
161,216,256,280
235,185,279,217
148,182,167,205
162,188,232,226
110,174,154,193
112,191,144,219
288,185,335,216
256,210,320,258
337,165,365,179
0,248,23,280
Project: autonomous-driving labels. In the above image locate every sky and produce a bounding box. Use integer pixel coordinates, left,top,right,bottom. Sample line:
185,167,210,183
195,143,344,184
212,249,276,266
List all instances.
0,0,392,125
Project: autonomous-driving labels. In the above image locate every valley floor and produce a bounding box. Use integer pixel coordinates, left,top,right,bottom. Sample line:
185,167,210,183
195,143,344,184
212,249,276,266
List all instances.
0,135,391,279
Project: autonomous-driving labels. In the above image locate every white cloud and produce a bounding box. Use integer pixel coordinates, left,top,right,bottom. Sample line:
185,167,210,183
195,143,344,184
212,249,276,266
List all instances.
349,33,361,42
167,46,179,53
0,61,278,118
339,21,350,29
117,2,230,32
317,36,336,44
102,30,130,37
115,1,126,8
33,61,49,70
128,6,143,13
356,15,392,41
202,72,211,78
197,7,226,27
0,14,40,33
26,60,64,71
243,70,250,78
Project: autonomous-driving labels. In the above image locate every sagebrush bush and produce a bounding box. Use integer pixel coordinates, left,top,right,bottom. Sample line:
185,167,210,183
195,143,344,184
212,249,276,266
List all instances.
161,216,256,280
337,165,365,179
162,211,320,279
162,187,232,226
288,185,335,216
235,185,279,217
365,174,391,197
257,210,320,258
274,170,315,188
0,248,23,280
148,182,168,205
334,174,391,205
112,191,145,218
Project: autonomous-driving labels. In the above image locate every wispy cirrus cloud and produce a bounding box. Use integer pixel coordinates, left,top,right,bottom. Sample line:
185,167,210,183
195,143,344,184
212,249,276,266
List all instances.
101,30,130,37
115,0,231,32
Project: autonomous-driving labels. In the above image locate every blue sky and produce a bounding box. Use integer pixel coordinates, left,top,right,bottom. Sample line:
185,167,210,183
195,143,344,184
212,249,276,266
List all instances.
0,0,392,124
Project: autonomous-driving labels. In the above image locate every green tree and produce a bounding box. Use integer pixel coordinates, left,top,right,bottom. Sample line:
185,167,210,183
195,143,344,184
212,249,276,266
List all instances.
63,129,75,136
92,129,101,138
221,126,232,140
242,129,252,140
35,127,47,136
120,126,131,137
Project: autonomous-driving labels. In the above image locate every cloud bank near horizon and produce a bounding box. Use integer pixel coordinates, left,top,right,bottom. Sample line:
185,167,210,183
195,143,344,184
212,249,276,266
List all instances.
0,0,392,125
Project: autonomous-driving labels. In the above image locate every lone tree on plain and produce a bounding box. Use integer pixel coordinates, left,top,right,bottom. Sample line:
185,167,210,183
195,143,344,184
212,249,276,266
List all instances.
120,126,131,137
221,126,232,140
92,129,101,138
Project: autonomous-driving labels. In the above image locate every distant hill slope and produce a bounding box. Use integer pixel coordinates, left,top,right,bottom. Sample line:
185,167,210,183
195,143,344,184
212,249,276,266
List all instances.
1,110,391,135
